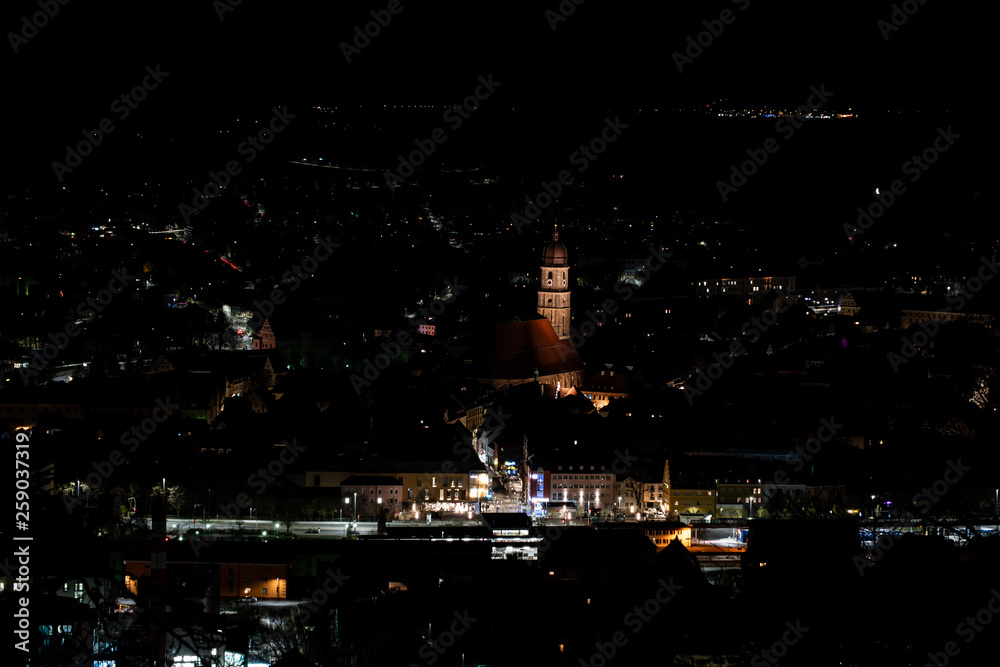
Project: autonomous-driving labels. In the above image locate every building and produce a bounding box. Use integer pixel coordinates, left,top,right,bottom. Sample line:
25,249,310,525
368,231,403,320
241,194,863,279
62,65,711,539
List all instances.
305,462,484,514
596,521,692,549
578,368,631,410
662,460,715,519
479,318,585,390
544,462,616,512
900,306,994,329
537,230,572,340
619,481,665,516
263,314,335,370
716,482,763,518
251,318,276,350
667,486,716,518
124,559,289,600
693,275,797,303
476,232,585,390
401,471,471,508
840,292,860,316
340,475,404,520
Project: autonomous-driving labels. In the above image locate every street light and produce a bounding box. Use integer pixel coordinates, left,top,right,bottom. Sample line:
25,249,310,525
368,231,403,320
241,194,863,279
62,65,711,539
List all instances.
249,507,257,530
342,497,347,521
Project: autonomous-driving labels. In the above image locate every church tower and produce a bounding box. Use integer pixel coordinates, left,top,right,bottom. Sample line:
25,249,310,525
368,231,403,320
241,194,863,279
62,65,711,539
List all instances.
537,230,571,340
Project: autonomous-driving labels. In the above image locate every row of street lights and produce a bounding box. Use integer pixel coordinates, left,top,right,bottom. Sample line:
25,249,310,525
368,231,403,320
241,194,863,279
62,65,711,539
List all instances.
340,492,383,521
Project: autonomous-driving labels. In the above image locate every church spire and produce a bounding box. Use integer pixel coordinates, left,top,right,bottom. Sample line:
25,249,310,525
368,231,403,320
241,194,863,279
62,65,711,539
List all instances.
538,230,571,340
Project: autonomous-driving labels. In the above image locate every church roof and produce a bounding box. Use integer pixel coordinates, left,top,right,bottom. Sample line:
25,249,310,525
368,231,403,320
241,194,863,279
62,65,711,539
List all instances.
489,317,582,380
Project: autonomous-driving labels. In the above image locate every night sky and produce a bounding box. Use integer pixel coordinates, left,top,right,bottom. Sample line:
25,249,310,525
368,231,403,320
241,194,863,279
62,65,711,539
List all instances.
1,1,990,247
3,1,985,129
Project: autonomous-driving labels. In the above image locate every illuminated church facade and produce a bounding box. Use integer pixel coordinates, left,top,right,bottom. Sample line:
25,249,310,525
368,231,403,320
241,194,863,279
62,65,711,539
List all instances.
478,231,585,392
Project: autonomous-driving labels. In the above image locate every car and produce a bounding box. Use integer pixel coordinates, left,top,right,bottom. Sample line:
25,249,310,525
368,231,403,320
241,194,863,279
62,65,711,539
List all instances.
234,596,257,604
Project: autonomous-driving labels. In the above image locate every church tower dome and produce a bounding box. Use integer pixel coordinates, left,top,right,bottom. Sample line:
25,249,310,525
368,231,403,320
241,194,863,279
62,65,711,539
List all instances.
537,230,571,340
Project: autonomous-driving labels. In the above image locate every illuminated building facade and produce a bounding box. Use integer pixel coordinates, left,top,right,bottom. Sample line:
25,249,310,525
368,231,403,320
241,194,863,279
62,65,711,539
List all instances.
124,560,289,600
537,231,571,340
693,275,797,303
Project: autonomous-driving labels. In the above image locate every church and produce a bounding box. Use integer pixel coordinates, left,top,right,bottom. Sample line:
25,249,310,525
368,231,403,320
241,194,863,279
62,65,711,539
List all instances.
477,231,585,393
